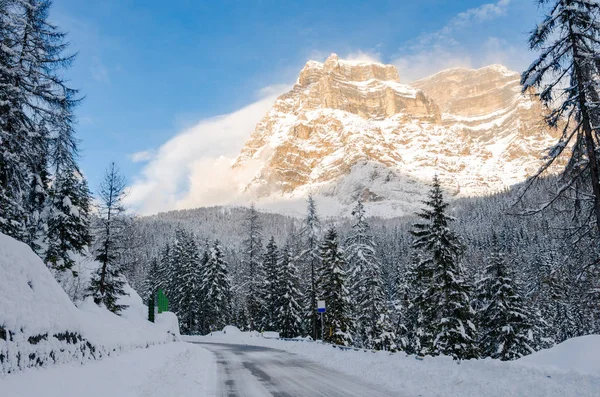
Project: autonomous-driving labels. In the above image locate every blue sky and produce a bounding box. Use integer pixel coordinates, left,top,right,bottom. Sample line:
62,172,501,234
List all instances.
49,0,541,213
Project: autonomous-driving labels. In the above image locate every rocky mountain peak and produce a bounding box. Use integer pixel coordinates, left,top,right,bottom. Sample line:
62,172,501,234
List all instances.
231,56,558,217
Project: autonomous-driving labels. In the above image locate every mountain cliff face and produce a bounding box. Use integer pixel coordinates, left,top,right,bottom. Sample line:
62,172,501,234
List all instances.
232,54,558,216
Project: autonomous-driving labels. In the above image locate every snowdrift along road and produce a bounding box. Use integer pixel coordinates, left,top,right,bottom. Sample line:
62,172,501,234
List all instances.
0,232,178,374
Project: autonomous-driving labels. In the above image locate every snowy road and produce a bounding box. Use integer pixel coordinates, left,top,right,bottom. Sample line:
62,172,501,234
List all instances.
191,341,395,397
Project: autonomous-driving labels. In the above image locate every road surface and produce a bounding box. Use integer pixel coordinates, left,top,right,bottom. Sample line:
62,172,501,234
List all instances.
190,342,396,397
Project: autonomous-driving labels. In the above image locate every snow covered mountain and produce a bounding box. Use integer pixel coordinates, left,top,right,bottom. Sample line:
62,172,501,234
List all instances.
232,54,558,217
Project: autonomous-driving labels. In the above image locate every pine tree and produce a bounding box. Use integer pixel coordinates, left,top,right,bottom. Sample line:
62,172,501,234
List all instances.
410,176,477,360
345,200,396,350
170,229,202,334
277,243,304,338
522,0,600,231
317,228,353,346
475,244,539,360
0,0,83,247
87,163,129,314
261,236,280,331
45,171,91,272
242,204,264,331
199,240,232,333
300,194,322,340
144,257,161,299
391,261,411,352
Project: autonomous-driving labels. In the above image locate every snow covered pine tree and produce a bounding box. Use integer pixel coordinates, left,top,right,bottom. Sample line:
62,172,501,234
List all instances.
410,176,478,360
261,236,280,331
170,229,202,334
345,200,396,351
317,227,353,346
199,240,232,333
242,204,264,331
475,240,540,360
276,243,304,338
300,194,322,340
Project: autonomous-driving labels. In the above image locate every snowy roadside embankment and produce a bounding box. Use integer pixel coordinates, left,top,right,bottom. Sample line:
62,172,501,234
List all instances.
0,342,216,397
0,233,178,375
185,330,600,397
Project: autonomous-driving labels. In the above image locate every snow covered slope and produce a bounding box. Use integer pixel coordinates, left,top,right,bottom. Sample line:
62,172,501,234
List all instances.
0,233,178,375
230,54,559,217
0,342,216,397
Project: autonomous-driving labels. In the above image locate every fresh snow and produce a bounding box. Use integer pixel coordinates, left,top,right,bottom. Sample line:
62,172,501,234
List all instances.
517,335,600,376
0,342,216,397
0,232,178,374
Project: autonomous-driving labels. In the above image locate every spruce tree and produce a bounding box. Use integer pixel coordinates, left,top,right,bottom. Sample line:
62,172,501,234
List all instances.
300,194,322,340
277,243,304,338
242,204,264,330
170,229,202,334
475,244,539,360
410,176,477,360
522,0,600,231
261,236,280,331
45,171,91,272
345,200,396,350
87,163,129,314
317,228,353,346
199,240,232,333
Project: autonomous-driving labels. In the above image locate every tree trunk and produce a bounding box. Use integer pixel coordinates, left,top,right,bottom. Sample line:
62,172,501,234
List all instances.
570,19,600,232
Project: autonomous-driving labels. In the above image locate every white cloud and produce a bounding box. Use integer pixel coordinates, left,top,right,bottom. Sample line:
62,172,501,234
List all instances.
394,48,474,83
452,0,510,27
344,50,382,64
129,150,155,163
392,0,516,82
126,84,290,215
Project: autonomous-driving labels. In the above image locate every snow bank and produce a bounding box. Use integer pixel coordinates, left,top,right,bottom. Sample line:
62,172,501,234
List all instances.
0,342,216,397
0,233,178,375
516,335,600,376
185,333,600,397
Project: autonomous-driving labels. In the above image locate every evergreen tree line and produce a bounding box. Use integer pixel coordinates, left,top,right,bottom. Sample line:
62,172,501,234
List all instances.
140,180,579,361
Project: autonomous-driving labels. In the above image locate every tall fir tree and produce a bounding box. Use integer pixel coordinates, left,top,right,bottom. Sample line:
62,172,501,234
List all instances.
261,236,280,330
317,227,353,346
199,240,232,333
87,163,129,314
475,243,540,360
170,229,202,334
277,243,304,338
410,176,478,360
300,194,322,340
242,204,264,330
345,200,396,350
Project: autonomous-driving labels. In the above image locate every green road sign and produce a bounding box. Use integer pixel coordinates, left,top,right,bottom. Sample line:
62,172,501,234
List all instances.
157,289,169,313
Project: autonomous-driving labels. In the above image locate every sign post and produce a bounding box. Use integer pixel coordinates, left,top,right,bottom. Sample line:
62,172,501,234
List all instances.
317,300,326,341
